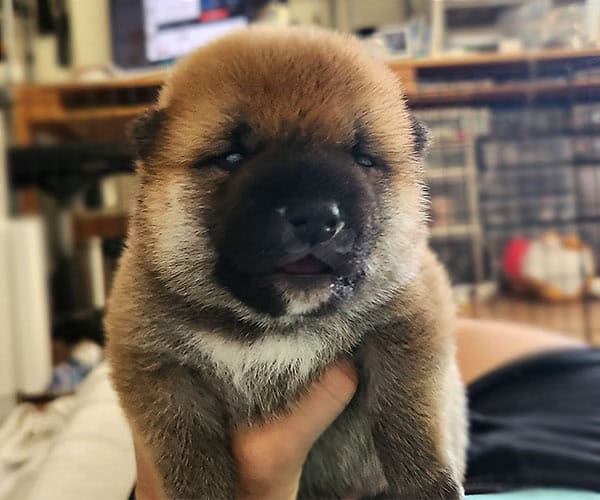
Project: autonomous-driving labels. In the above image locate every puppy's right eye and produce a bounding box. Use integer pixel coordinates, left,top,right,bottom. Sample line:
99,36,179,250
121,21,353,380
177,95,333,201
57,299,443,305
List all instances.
203,151,245,171
194,124,253,171
194,151,246,171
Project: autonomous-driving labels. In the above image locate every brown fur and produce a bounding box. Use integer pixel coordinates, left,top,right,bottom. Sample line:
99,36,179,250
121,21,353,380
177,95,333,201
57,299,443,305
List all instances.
106,26,466,499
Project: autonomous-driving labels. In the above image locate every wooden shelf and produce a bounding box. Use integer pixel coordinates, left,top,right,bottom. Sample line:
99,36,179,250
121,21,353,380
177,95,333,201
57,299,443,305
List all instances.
12,47,600,143
13,79,163,143
388,47,600,71
426,167,470,179
389,47,600,106
36,105,150,124
13,47,600,144
15,73,166,92
430,224,479,238
73,211,128,243
406,77,600,107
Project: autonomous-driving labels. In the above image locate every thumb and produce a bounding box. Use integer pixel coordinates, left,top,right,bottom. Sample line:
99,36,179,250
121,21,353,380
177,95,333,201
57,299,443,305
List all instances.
281,361,358,447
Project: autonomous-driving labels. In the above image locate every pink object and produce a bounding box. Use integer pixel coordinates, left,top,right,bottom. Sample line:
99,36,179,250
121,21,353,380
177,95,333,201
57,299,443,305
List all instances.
502,238,530,280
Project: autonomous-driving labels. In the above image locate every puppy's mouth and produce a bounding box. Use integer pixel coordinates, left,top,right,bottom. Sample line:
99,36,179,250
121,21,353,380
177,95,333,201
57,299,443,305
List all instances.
278,254,332,276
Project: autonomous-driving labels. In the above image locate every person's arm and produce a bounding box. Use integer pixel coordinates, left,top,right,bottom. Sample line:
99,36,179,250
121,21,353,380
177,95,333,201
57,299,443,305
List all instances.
132,362,357,500
455,318,586,384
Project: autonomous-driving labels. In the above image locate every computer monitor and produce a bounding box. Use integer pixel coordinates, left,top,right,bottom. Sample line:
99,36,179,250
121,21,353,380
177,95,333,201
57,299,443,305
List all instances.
110,0,267,69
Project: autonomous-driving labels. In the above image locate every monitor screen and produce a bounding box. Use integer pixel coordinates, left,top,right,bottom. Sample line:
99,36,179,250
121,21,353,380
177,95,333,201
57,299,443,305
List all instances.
142,0,247,62
110,0,266,69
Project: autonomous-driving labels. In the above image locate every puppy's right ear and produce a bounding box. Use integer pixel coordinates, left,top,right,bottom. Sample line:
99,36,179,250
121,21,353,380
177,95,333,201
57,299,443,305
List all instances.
410,116,431,157
128,108,166,161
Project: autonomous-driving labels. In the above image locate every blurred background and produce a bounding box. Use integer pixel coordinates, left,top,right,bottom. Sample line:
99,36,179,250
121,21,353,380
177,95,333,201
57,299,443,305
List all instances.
2,0,600,494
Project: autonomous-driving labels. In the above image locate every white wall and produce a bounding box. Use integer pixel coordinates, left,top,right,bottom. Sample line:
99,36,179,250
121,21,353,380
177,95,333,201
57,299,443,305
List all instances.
33,0,111,82
332,0,407,32
289,0,334,27
67,0,111,68
289,0,407,31
0,113,16,419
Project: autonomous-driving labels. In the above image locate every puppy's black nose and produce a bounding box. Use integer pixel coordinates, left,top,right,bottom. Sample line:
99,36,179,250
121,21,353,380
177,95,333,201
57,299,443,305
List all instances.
280,201,344,247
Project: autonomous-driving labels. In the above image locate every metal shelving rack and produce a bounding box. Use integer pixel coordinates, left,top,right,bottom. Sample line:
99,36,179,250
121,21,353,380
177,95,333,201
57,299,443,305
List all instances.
416,108,486,287
429,138,484,280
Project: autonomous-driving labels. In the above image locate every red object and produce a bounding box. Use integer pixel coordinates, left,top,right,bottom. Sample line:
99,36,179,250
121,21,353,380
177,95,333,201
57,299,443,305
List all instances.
502,238,530,280
200,9,229,22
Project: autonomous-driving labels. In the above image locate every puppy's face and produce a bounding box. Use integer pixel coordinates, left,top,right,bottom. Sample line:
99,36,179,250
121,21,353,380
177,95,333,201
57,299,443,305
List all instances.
133,28,428,320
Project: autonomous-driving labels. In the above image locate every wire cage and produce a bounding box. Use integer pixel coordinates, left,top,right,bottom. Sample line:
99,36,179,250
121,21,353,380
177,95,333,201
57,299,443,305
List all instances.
415,56,600,345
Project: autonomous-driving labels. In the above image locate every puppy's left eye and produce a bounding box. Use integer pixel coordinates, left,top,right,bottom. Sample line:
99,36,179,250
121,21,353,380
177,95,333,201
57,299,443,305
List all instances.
224,152,244,165
354,154,375,168
215,151,245,170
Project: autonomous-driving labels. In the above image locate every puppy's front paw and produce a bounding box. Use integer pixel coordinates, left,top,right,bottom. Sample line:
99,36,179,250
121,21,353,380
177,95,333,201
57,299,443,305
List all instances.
366,474,463,500
427,473,464,500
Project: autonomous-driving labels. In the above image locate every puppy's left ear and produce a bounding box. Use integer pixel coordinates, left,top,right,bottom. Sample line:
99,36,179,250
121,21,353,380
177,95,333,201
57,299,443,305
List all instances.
410,116,431,156
128,108,166,162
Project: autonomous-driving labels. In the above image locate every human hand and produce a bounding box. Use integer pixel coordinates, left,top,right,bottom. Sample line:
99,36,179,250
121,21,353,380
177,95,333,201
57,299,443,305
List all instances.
132,362,358,500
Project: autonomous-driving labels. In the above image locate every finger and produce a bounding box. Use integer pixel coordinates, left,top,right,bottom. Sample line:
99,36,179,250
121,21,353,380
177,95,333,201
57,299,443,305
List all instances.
289,360,358,440
256,361,358,447
132,431,167,500
233,361,358,488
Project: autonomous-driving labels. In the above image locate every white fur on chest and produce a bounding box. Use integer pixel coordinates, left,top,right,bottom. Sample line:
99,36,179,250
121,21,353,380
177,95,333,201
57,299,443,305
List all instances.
185,329,327,399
